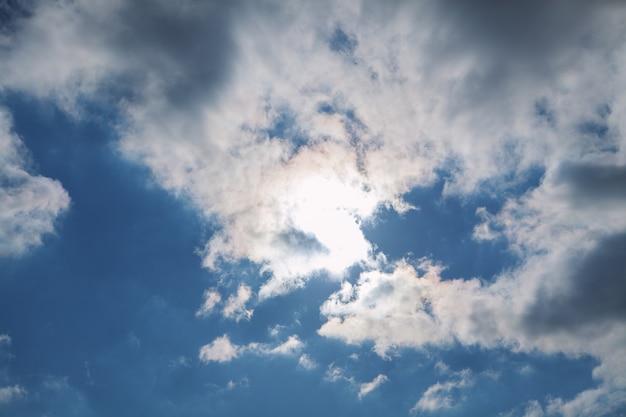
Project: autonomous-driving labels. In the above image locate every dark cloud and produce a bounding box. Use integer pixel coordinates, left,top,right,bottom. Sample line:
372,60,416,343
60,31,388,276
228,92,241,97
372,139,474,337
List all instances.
0,0,33,34
524,232,626,333
427,0,603,60
110,0,239,109
557,162,626,202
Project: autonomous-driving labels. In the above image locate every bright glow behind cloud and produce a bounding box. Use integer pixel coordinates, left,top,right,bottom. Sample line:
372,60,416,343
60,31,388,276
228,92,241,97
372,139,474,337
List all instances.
1,0,626,415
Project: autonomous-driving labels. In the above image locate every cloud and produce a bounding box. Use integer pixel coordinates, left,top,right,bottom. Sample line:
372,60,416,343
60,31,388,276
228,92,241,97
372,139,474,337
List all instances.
324,364,355,385
0,334,10,345
222,284,253,321
298,354,317,370
0,384,26,404
324,364,388,399
0,108,70,257
199,334,240,363
358,374,388,399
198,334,304,364
267,335,304,356
3,0,624,299
410,370,473,413
195,289,222,317
2,0,626,414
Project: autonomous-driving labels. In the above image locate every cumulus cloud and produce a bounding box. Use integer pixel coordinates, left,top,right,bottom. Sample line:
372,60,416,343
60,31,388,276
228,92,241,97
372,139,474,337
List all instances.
2,0,626,414
0,109,70,257
199,335,240,363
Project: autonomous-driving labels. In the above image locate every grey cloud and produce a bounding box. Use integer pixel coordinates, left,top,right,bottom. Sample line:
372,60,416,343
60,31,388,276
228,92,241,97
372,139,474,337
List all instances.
556,162,626,203
275,228,329,255
424,0,607,67
109,0,239,109
524,232,626,333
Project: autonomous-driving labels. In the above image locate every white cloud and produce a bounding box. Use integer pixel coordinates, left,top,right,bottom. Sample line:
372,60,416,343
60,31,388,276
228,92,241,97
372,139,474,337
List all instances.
199,335,240,363
0,109,70,257
410,370,474,413
195,289,222,317
324,364,388,399
222,284,253,321
324,364,355,385
358,374,388,399
0,334,11,345
199,334,304,364
298,354,317,370
2,0,626,414
267,335,304,356
472,207,499,241
0,384,26,404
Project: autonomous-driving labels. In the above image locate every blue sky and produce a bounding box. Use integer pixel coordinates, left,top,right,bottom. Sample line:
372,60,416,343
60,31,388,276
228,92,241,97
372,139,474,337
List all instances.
1,1,626,416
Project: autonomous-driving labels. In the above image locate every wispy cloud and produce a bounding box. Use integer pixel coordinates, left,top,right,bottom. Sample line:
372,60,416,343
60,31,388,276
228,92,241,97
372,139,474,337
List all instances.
298,354,317,370
0,384,26,404
358,374,388,399
198,334,304,364
410,370,474,413
195,289,222,317
222,284,253,322
0,109,70,257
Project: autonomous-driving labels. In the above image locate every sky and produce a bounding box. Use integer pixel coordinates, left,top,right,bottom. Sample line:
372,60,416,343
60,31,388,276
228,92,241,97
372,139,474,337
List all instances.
1,0,626,416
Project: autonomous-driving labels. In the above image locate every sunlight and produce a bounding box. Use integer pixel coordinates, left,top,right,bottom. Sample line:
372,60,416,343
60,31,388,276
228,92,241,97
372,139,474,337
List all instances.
286,175,377,275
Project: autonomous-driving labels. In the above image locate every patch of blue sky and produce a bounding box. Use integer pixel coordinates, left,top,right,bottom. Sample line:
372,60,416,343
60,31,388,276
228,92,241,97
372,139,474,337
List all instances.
257,103,310,154
329,26,358,57
364,186,509,281
0,94,226,416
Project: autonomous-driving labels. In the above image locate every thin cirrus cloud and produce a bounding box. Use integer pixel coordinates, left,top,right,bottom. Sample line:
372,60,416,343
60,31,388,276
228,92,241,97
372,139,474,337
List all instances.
0,0,625,415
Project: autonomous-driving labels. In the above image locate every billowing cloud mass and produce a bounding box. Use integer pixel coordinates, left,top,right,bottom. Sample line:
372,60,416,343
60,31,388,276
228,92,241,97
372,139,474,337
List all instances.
0,109,70,257
1,0,626,415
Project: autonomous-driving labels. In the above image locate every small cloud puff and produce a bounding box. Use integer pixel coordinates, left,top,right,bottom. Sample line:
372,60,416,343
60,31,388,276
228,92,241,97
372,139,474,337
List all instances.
298,354,317,370
199,335,240,363
358,374,388,399
195,289,222,317
410,370,474,413
223,284,253,321
198,334,304,364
